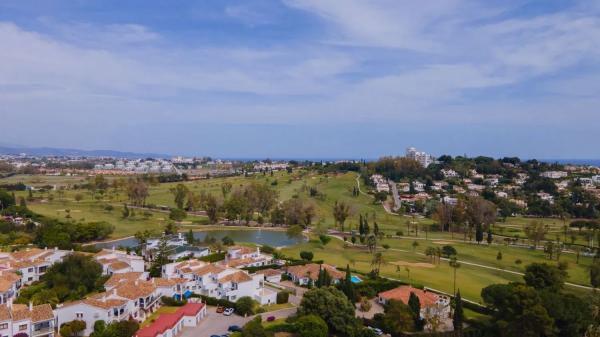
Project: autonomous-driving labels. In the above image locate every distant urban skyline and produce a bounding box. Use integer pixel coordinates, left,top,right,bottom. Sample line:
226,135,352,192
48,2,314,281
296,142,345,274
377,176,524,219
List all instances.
1,1,599,158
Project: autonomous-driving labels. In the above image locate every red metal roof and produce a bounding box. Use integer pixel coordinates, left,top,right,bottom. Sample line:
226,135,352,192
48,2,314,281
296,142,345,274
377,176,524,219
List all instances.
135,303,205,337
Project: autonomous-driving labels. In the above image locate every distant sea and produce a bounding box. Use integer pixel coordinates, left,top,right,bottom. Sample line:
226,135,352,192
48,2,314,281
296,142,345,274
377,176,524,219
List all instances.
540,159,600,166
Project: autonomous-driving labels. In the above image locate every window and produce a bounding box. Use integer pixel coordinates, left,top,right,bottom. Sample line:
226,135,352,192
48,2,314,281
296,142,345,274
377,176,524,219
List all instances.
0,323,8,329
19,324,27,331
76,312,83,319
28,268,34,273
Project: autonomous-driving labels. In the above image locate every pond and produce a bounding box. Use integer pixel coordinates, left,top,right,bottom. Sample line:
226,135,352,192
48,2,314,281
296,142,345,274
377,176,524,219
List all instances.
93,229,305,249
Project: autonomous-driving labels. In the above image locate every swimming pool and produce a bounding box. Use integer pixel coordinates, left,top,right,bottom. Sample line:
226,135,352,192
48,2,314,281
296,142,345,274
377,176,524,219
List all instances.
350,275,362,284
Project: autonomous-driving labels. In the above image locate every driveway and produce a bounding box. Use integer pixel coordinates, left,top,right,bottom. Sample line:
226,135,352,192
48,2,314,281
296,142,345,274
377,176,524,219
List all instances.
180,306,297,337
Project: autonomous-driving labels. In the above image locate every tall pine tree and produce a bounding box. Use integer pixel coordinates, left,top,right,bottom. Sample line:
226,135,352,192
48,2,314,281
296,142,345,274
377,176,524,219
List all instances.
453,290,464,336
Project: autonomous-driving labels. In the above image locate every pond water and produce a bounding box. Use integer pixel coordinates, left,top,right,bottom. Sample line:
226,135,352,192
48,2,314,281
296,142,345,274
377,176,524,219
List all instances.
94,229,305,249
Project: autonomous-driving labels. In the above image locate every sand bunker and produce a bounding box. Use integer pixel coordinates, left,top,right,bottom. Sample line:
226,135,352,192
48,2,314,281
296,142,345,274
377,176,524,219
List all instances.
432,241,452,245
390,261,435,268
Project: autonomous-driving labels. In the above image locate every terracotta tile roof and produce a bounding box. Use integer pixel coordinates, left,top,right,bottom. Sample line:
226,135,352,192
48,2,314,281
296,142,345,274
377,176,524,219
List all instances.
224,257,254,268
105,272,144,288
153,278,187,287
229,246,256,255
109,261,131,270
0,271,21,292
84,296,129,310
218,271,252,284
256,269,283,277
10,248,44,261
11,304,54,322
378,286,439,308
0,305,10,321
286,264,344,281
115,281,156,299
192,264,225,277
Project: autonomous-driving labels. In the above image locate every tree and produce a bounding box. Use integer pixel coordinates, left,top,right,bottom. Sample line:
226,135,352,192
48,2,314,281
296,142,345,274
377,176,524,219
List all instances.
221,236,235,246
287,224,304,237
453,290,464,335
525,220,548,248
441,245,457,258
333,200,353,232
0,189,16,210
126,178,148,206
60,320,86,337
411,240,419,252
296,314,328,337
235,296,256,316
475,224,484,244
523,263,566,291
300,251,314,261
319,234,331,246
371,252,385,276
203,194,221,223
481,283,555,337
449,256,461,295
241,316,267,337
42,254,103,302
74,193,83,203
169,208,187,221
298,287,359,336
185,229,195,245
592,262,600,288
340,264,356,302
170,184,189,209
496,251,503,261
408,292,423,330
121,204,130,218
149,237,169,277
381,300,416,334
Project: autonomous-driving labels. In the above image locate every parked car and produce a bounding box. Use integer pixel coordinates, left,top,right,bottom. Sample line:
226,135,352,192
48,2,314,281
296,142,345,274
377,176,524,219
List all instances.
266,316,276,322
223,307,234,316
228,325,241,332
368,327,383,336
216,306,224,313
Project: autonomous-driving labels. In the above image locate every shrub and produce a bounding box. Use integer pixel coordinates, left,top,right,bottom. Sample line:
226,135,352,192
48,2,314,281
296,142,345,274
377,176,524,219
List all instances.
295,314,328,337
235,296,256,316
300,251,314,261
276,291,290,304
199,252,226,263
161,296,186,306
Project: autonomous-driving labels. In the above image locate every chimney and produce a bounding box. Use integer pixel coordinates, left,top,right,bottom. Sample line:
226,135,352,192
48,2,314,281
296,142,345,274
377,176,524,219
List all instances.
44,247,48,250
29,302,33,311
102,295,106,303
112,289,117,296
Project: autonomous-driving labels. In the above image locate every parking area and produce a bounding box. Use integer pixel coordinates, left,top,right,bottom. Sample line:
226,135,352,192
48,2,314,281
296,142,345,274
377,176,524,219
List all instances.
180,305,297,337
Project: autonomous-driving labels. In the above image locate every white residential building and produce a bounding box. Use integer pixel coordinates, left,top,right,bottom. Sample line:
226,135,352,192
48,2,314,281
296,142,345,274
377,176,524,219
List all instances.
541,171,568,179
0,303,55,337
161,260,276,304
94,249,145,275
0,247,69,285
405,147,435,168
0,271,22,305
441,169,459,178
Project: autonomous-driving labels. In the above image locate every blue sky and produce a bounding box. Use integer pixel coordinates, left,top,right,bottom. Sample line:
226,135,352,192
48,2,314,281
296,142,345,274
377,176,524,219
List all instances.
0,0,599,159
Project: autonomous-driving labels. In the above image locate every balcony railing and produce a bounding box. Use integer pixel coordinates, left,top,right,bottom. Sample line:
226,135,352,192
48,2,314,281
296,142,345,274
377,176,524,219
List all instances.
32,327,53,336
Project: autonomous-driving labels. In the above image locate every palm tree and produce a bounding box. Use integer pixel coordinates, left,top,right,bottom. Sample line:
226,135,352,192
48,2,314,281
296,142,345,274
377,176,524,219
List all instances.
449,256,461,295
371,252,385,276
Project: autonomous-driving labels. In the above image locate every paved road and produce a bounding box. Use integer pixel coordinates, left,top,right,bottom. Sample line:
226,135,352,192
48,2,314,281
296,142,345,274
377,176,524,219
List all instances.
181,306,297,337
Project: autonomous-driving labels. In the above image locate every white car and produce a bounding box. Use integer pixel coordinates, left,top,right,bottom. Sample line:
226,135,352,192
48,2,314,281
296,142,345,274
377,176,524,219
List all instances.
368,327,383,336
223,307,234,316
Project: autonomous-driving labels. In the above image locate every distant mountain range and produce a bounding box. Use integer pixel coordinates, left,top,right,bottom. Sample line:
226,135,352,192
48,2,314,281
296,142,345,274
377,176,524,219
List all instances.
0,145,171,159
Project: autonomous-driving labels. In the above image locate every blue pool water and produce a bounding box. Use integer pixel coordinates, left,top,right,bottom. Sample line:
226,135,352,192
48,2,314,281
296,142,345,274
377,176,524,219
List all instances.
350,275,362,284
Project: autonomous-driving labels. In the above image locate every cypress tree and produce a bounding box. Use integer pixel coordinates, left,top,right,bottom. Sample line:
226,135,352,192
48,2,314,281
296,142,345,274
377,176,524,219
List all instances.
475,224,483,243
408,292,423,330
342,264,356,302
453,290,464,335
